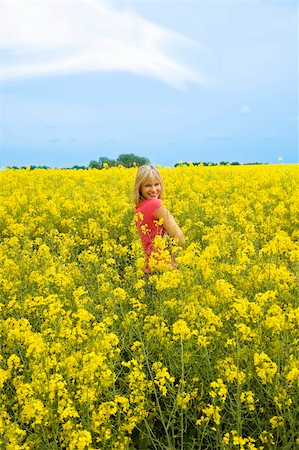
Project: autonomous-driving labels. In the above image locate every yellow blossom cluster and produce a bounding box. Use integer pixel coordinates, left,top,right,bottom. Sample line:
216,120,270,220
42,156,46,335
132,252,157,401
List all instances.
0,164,298,449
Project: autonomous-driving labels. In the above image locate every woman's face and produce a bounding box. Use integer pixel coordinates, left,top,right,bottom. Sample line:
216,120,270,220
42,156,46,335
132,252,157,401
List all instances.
140,177,161,199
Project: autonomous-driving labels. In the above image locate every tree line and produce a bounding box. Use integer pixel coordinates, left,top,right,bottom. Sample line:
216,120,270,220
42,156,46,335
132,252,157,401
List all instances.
89,153,150,169
6,153,267,170
7,153,150,170
175,161,266,167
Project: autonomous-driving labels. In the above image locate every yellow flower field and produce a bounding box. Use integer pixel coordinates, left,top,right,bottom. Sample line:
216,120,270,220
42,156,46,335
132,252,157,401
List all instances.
0,164,298,450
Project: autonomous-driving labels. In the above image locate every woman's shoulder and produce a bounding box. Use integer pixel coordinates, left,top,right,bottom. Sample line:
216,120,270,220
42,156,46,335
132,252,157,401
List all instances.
139,198,162,210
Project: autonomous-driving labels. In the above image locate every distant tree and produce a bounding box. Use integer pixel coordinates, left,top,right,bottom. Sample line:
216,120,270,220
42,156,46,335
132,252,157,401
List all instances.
175,160,245,167
30,165,50,170
89,160,101,169
89,156,117,169
10,165,52,170
98,156,117,167
117,153,150,168
72,165,87,170
89,153,150,169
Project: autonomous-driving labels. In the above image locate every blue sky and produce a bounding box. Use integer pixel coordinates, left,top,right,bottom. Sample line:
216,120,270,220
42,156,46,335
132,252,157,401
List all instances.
0,0,298,167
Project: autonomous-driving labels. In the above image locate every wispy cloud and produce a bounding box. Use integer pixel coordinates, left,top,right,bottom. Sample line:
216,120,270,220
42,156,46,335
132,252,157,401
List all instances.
0,0,204,88
48,138,61,144
240,105,252,115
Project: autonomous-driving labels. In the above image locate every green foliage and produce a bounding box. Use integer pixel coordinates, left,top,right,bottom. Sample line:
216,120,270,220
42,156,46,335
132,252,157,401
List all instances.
174,161,266,167
117,153,150,168
89,153,150,169
89,157,117,169
71,165,88,170
7,165,51,170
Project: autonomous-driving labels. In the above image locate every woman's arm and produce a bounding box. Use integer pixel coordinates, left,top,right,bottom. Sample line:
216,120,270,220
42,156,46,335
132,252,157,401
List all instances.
156,205,185,245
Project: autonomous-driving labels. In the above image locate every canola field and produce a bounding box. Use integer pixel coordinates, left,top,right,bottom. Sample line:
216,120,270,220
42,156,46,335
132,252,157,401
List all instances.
0,164,298,450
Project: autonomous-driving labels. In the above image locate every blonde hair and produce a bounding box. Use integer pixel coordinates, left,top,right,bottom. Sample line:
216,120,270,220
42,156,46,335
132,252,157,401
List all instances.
133,164,165,205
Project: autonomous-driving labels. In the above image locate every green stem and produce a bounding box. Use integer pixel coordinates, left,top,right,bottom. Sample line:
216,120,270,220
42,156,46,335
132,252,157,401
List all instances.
180,338,184,450
139,332,174,450
235,332,242,437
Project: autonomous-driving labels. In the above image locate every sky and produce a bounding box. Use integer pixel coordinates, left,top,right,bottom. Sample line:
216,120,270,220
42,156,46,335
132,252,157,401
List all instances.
0,0,298,168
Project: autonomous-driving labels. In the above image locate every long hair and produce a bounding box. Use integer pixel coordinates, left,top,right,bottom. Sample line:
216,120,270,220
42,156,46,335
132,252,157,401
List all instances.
133,164,165,206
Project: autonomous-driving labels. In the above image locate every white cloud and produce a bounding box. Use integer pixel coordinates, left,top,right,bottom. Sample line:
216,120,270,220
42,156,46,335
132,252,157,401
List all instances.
0,0,204,88
240,105,252,115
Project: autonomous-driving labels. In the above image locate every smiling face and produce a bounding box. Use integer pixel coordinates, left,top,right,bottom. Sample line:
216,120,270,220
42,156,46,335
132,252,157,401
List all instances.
140,176,161,200
133,164,165,205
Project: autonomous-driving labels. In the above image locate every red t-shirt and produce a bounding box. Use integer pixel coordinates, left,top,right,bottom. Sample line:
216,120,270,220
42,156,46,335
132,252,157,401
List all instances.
135,198,165,257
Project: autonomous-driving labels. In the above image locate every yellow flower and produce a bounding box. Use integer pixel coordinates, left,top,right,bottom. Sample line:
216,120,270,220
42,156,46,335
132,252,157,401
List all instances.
209,378,228,403
269,415,284,429
176,392,192,410
0,163,298,449
254,352,278,384
69,429,92,450
240,391,255,411
217,357,246,384
172,319,192,341
152,362,175,396
196,404,221,426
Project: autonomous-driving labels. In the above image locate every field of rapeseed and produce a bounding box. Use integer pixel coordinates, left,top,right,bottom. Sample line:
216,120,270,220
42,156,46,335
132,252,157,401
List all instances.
0,164,298,450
